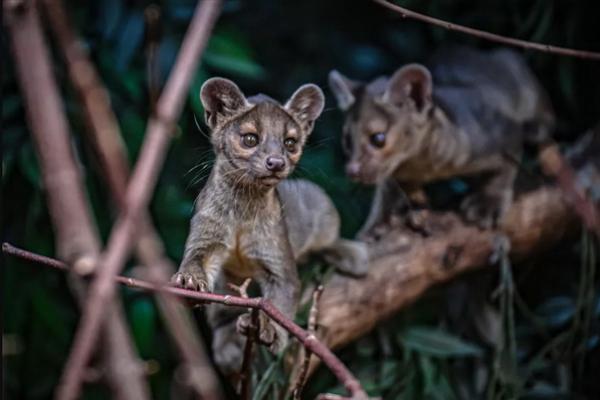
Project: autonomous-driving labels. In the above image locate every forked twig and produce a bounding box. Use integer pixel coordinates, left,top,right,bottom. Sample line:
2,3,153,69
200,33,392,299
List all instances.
227,279,257,399
39,0,222,396
293,285,324,400
55,1,223,399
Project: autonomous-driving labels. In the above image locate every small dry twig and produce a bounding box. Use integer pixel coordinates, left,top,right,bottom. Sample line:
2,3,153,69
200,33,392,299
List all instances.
371,0,600,60
292,285,324,400
538,142,600,238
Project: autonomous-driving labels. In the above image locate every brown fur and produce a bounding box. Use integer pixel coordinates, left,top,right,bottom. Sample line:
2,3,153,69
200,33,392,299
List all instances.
330,46,555,235
172,78,368,375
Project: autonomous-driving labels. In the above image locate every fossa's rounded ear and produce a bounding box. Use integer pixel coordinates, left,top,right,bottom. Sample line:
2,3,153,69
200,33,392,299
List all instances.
200,78,249,129
328,70,359,111
285,84,325,132
383,64,432,112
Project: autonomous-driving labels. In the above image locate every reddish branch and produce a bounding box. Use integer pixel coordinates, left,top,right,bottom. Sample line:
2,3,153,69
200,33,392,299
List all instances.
229,279,258,400
3,0,149,398
3,243,369,399
372,0,600,60
40,0,222,397
293,286,324,400
538,143,600,238
54,1,221,398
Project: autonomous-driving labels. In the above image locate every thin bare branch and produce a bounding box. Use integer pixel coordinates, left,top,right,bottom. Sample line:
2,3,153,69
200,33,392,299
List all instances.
3,1,149,398
239,308,259,400
371,0,600,60
538,143,600,238
3,243,369,399
39,0,222,396
293,285,324,400
53,2,224,398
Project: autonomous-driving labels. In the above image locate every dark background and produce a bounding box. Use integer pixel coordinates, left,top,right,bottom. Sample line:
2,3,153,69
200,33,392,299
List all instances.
2,0,599,398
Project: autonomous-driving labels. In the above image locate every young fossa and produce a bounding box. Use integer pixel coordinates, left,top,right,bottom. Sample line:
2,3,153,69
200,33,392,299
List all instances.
172,78,368,374
329,46,555,239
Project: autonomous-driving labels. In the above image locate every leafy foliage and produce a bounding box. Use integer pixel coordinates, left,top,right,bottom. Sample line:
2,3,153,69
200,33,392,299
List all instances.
2,0,599,399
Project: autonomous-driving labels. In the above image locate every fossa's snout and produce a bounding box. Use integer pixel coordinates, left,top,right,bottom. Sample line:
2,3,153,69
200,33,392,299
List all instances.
345,161,361,180
265,155,286,172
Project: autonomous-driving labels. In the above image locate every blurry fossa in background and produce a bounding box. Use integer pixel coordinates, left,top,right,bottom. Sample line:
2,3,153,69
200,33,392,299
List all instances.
329,47,556,373
329,46,555,239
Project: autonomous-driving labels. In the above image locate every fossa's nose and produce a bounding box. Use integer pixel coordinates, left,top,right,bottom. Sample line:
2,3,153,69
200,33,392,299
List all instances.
345,161,361,179
265,155,285,172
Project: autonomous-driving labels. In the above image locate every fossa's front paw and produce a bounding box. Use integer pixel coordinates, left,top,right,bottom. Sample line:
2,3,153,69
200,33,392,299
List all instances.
170,271,209,292
237,312,288,354
460,193,504,230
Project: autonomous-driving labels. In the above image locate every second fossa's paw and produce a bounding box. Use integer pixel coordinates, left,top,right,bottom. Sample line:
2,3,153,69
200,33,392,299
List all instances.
170,271,209,292
237,312,288,354
460,193,505,230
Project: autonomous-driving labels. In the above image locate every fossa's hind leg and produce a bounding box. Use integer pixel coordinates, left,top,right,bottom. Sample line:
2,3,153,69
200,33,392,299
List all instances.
460,162,517,229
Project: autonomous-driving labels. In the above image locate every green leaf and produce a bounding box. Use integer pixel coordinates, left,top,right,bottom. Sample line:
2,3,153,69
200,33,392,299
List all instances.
204,30,266,80
129,298,156,358
398,326,483,358
252,352,283,400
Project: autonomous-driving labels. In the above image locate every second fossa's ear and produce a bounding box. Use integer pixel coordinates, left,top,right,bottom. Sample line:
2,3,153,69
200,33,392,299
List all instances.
285,84,325,133
328,70,359,111
383,64,432,112
200,78,249,129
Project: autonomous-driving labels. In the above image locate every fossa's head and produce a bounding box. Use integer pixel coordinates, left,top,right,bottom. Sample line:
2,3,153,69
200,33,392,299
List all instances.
329,64,434,184
201,78,324,188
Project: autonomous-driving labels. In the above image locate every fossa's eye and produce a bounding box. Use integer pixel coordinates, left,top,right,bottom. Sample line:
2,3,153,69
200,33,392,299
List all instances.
284,137,297,152
369,132,386,148
241,133,259,148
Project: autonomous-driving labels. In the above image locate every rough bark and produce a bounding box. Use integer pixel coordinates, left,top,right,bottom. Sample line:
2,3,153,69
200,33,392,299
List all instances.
317,185,575,355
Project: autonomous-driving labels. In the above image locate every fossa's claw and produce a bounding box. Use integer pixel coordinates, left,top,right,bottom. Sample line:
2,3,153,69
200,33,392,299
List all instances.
170,271,208,292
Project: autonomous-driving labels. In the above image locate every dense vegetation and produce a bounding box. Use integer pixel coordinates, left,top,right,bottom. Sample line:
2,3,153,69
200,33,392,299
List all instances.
2,0,599,398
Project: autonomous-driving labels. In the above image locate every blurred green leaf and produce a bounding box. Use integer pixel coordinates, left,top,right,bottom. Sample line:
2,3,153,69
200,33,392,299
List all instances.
399,327,483,358
129,298,156,358
204,30,266,80
18,144,41,188
535,296,575,328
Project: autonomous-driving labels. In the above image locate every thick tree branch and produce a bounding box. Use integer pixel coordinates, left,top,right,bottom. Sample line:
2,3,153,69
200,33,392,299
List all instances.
40,0,221,397
55,1,223,399
372,0,600,60
315,185,575,369
3,1,149,398
3,243,369,400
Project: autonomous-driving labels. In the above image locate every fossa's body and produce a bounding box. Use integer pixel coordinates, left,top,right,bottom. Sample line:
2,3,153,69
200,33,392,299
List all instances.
330,46,555,235
172,78,367,374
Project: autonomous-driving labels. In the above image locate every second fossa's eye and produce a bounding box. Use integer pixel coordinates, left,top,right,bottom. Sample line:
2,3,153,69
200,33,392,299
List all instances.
284,137,297,152
241,133,259,148
369,132,386,148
